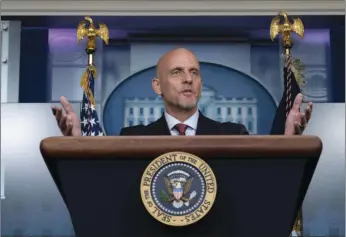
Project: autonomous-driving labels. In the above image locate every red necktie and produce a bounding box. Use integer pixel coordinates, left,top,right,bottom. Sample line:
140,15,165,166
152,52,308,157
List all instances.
174,123,188,135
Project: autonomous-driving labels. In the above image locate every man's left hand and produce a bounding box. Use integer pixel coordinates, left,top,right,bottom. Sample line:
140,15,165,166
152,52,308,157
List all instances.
285,93,313,135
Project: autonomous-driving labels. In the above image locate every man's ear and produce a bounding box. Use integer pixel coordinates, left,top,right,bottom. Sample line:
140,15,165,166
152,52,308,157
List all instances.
152,77,162,95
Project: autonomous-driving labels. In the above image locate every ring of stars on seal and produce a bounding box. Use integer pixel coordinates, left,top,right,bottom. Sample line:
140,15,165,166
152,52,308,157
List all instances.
140,151,217,226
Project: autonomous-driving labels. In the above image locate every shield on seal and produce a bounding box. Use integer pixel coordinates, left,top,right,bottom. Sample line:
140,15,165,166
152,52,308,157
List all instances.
173,186,183,200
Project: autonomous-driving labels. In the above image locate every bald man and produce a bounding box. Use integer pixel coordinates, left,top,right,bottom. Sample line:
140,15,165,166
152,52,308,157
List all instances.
52,48,312,136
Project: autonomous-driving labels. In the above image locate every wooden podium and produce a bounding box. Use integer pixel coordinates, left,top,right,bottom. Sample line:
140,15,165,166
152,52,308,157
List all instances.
40,135,322,237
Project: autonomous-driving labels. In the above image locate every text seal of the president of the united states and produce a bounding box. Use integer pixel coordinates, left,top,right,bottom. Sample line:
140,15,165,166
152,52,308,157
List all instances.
140,151,217,226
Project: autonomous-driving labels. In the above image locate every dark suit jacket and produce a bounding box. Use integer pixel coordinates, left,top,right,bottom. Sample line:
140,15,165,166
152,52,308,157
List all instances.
120,111,249,136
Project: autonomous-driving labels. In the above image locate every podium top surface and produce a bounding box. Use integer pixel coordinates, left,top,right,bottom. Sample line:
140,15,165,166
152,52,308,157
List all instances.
40,135,322,159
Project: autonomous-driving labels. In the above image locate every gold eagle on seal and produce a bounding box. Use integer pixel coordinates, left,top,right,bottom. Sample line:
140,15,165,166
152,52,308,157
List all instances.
161,171,197,209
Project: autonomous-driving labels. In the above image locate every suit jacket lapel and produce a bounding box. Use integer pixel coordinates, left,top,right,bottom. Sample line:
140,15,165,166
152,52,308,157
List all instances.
196,112,218,135
148,114,171,135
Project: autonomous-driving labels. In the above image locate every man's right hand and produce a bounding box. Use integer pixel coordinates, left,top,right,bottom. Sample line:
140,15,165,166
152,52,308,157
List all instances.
52,96,82,136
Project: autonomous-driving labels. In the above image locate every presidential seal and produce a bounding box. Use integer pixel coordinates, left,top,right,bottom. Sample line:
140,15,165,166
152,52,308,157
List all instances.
140,151,217,226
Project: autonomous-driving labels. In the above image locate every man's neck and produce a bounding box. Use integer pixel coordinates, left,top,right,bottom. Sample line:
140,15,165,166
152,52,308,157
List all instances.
164,107,198,122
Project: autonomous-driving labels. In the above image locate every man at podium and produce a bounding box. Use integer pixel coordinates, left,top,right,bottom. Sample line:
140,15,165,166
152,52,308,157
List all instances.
46,47,322,237
52,48,312,137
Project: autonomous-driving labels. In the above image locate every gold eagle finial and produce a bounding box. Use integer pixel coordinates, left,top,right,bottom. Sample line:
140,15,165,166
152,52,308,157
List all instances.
76,16,109,53
270,12,307,88
77,17,109,108
270,11,304,51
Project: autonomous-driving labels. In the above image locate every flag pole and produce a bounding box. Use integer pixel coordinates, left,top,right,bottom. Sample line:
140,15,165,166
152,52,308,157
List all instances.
270,12,306,236
77,16,109,136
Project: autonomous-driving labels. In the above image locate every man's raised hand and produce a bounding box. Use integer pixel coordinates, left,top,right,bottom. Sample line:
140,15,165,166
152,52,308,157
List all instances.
51,96,82,136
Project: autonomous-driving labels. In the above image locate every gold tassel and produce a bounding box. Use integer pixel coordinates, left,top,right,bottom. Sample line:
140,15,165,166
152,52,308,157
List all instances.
80,71,88,92
80,65,98,107
291,58,306,87
291,213,302,236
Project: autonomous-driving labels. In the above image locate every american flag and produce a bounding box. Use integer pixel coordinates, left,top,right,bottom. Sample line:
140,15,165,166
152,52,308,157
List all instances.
270,54,303,237
270,54,302,135
80,66,104,136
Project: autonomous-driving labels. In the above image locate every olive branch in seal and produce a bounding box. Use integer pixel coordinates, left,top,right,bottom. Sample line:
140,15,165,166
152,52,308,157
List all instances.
160,190,170,202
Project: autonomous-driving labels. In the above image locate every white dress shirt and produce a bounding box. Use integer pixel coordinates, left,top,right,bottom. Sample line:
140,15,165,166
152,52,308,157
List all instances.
164,110,199,136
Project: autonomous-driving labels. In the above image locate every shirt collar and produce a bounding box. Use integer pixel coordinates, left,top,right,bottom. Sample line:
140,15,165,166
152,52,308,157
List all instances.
164,110,199,131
